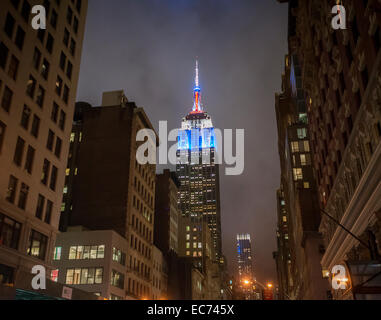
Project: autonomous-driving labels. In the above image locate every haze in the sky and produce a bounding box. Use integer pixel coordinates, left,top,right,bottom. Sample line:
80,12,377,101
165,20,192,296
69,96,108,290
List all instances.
77,0,289,284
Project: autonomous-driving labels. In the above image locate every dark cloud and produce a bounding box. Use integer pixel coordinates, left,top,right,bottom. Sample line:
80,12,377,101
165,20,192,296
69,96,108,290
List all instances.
77,0,288,283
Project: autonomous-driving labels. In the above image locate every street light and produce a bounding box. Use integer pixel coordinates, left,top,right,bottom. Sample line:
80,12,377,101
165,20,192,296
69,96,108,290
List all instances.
267,283,273,289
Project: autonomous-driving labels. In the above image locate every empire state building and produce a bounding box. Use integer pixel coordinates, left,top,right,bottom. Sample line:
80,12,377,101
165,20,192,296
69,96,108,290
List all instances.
176,61,222,261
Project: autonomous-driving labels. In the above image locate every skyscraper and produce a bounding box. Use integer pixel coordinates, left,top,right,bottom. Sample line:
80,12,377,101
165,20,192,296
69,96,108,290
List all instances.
0,0,88,288
236,234,253,281
176,61,222,261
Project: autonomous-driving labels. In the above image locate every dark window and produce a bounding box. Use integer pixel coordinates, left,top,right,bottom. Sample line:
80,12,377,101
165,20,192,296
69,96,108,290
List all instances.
41,159,50,185
0,213,21,250
26,75,37,98
59,52,66,70
0,121,6,153
73,17,79,34
6,175,18,204
13,136,25,167
4,13,15,38
55,137,62,158
44,200,53,224
50,10,58,29
361,67,369,90
11,0,21,10
47,130,55,151
46,33,54,54
67,6,73,25
27,230,48,260
21,0,31,23
76,0,82,13
41,59,50,79
347,115,353,133
24,146,35,174
59,110,66,130
55,76,63,95
0,42,9,69
18,183,29,210
35,194,45,219
352,18,359,45
63,28,69,46
31,115,40,138
63,85,69,103
37,29,45,43
51,102,59,123
50,166,58,191
36,86,45,108
66,61,73,79
33,48,41,70
15,27,26,50
8,55,19,80
1,86,13,112
20,105,31,130
70,39,76,56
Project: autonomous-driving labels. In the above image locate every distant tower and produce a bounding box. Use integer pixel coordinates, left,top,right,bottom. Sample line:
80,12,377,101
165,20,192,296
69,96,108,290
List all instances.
177,61,222,261
237,234,253,280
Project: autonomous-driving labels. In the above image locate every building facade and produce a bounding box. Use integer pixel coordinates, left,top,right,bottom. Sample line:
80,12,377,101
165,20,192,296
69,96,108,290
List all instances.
152,245,167,300
154,169,180,255
176,61,222,262
278,0,381,299
236,234,253,281
53,227,129,300
0,0,87,288
62,90,158,300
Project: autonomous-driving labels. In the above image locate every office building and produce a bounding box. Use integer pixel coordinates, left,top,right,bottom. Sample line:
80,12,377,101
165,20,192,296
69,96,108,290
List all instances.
0,0,88,291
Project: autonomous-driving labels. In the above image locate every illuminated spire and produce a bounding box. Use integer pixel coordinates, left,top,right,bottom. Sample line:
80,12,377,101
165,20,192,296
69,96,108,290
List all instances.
192,60,202,113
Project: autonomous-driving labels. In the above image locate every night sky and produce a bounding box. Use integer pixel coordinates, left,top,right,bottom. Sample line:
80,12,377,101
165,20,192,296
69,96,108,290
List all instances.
76,0,288,284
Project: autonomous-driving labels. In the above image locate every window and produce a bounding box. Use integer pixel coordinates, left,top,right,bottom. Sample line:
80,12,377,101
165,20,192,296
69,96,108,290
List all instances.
66,61,73,79
24,146,35,174
26,75,37,98
35,194,45,219
63,85,69,103
47,130,55,151
59,52,66,70
63,28,70,46
41,59,50,79
73,17,79,34
297,128,307,139
111,270,124,289
46,33,54,54
33,48,41,69
6,175,18,204
21,105,31,129
27,230,48,260
112,248,125,265
69,245,105,260
59,110,66,130
41,159,50,185
51,102,59,123
55,137,62,158
55,76,63,95
291,141,299,153
18,183,29,210
51,269,59,283
66,268,103,285
13,136,25,167
36,86,45,108
1,86,13,112
44,200,53,224
4,13,15,38
31,115,40,138
50,166,58,191
67,6,73,25
0,121,6,153
70,39,76,56
53,247,62,260
8,55,19,80
304,182,310,189
15,27,26,50
0,212,21,250
0,42,9,69
21,0,31,22
293,168,303,181
303,141,310,152
300,154,311,166
50,10,58,29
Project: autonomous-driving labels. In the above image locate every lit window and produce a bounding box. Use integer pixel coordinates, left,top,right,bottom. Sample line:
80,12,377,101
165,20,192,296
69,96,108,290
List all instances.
297,128,307,139
51,269,59,282
186,242,190,249
293,168,303,181
186,234,190,240
70,133,75,142
65,168,70,176
53,246,62,260
282,216,287,222
303,141,310,152
186,251,190,256
304,182,310,189
291,141,299,153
